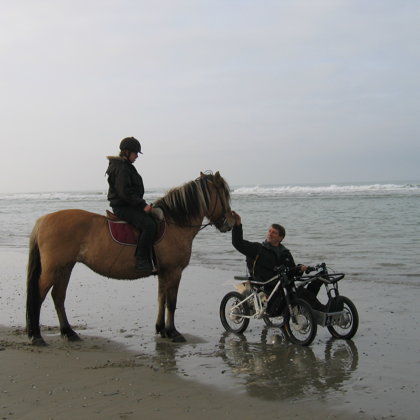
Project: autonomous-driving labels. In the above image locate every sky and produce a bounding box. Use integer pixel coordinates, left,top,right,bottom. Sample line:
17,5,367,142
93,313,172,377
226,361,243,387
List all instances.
1,0,419,193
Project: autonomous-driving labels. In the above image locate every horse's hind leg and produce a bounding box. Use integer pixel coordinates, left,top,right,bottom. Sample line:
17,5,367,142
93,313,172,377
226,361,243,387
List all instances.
27,286,49,346
51,264,81,341
27,269,55,346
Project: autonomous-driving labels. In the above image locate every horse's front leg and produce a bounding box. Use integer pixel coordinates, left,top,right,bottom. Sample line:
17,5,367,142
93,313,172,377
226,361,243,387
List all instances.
156,270,186,342
155,280,166,338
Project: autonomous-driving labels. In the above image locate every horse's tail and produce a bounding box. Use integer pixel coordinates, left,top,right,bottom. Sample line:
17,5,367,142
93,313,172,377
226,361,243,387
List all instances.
26,219,42,338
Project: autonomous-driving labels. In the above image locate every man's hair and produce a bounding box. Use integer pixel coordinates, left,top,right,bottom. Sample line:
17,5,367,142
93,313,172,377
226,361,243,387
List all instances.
271,223,285,238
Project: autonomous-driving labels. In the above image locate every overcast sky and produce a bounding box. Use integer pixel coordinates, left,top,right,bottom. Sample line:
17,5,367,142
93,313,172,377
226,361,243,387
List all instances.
1,0,419,193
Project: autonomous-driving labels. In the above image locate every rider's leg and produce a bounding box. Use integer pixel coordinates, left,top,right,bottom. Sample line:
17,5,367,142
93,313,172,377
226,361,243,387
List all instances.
307,279,322,296
112,206,156,271
305,279,324,310
134,213,156,271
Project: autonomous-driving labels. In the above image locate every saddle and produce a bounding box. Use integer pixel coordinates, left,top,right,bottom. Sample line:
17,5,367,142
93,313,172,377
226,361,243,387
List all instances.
106,209,166,246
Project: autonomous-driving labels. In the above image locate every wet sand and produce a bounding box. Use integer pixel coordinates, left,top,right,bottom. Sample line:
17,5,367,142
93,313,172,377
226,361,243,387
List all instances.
1,326,368,420
1,249,419,419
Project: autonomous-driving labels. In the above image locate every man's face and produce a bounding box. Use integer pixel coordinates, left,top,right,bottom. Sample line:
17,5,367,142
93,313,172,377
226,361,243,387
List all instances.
266,226,283,246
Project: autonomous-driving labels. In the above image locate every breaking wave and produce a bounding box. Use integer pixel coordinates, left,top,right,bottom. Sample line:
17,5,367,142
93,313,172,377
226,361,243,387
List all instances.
232,182,420,197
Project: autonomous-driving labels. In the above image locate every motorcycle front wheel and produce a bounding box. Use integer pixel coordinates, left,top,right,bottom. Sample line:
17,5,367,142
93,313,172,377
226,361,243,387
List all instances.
327,296,359,339
220,291,250,334
283,298,317,346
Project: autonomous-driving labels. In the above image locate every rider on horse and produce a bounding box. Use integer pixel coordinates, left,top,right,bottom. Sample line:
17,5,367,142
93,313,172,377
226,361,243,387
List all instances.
106,137,156,271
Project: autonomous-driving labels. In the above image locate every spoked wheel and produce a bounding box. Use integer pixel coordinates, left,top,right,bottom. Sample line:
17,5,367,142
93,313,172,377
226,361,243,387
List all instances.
325,338,359,371
327,296,359,339
284,298,317,346
263,315,284,328
220,291,250,334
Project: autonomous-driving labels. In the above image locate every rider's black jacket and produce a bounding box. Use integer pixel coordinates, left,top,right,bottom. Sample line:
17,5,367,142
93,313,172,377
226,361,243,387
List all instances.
106,156,147,209
232,224,302,281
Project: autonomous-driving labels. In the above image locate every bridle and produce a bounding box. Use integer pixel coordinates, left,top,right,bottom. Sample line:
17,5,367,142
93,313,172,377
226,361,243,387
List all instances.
163,177,231,231
205,183,230,231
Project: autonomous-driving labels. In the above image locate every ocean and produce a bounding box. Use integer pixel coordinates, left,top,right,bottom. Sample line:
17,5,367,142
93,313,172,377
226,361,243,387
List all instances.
1,180,419,286
1,180,420,419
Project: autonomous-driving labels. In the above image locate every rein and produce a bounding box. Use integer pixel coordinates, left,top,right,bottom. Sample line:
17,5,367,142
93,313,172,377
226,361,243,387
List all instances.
164,218,212,230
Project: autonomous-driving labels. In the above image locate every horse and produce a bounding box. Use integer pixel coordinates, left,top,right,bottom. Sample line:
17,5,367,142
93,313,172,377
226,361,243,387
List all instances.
26,171,234,346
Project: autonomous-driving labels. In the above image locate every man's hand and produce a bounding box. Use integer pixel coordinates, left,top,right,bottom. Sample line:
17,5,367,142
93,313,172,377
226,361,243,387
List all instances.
231,210,241,226
144,204,153,213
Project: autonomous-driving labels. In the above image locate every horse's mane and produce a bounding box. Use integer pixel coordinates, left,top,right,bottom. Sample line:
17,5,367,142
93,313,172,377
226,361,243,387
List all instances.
154,172,230,226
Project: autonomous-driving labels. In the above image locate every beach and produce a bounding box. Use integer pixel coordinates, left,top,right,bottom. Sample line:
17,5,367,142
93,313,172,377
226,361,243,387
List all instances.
1,249,419,420
0,326,366,420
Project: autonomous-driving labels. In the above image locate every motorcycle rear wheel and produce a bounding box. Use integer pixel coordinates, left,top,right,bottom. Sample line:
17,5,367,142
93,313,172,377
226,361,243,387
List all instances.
220,291,250,334
284,298,317,346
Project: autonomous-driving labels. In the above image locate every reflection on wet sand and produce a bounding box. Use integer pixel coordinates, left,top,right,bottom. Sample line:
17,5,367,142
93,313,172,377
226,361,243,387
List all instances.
217,329,359,401
145,327,359,403
152,340,179,373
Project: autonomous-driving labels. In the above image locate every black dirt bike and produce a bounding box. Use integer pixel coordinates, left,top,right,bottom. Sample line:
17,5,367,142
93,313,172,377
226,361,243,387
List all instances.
219,265,318,346
295,263,359,340
220,263,359,346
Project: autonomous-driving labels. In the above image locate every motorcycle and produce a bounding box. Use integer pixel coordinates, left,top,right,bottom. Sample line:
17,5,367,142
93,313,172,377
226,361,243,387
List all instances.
220,265,317,346
219,263,358,346
295,263,359,340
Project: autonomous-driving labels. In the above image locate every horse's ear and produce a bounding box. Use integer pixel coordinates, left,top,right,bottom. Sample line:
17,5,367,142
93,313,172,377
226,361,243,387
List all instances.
200,171,205,177
215,171,221,180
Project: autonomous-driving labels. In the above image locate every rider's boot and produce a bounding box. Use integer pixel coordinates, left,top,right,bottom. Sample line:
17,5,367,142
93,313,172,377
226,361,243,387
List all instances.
311,296,326,311
135,248,153,271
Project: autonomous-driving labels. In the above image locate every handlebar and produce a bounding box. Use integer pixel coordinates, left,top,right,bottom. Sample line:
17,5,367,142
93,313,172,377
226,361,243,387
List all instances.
275,263,329,276
305,262,327,274
252,262,343,284
300,262,345,284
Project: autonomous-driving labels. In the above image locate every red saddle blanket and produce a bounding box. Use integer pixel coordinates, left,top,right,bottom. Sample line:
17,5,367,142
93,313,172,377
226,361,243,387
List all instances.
106,211,166,246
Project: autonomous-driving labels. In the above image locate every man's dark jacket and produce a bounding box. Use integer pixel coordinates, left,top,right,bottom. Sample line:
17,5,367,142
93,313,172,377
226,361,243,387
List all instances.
106,157,147,209
232,224,301,281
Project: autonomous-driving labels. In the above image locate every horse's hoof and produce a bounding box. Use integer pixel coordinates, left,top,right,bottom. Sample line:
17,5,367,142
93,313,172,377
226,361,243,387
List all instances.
62,328,82,342
156,328,167,338
172,334,186,343
65,333,82,342
67,334,82,342
31,337,47,347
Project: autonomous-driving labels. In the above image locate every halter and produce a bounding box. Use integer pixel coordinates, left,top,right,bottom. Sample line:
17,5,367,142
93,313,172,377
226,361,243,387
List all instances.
204,183,230,230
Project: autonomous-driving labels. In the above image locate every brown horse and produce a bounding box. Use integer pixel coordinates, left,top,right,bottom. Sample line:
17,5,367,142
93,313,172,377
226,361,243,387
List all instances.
26,171,234,346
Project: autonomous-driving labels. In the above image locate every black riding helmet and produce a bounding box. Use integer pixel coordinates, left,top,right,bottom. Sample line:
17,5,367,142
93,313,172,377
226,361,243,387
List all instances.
119,137,142,154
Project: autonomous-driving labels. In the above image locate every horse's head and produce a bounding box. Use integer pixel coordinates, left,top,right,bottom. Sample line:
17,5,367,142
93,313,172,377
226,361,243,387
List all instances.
200,171,235,233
